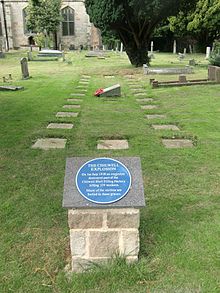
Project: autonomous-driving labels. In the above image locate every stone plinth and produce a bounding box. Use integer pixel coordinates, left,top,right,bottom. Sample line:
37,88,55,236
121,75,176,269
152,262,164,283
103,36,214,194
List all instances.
63,157,145,272
68,208,140,271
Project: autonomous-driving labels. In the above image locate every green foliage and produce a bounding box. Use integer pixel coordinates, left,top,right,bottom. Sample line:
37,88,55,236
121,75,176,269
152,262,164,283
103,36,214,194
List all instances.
101,29,120,49
26,0,62,34
85,0,196,66
209,40,220,66
34,33,53,48
169,0,220,43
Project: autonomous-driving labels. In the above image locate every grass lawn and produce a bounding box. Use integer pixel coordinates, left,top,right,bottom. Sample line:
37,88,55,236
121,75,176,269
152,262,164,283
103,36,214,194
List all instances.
0,51,220,293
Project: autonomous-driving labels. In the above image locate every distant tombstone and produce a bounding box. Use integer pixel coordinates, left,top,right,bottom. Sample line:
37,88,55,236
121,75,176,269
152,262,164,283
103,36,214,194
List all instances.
27,51,33,61
120,43,123,53
179,75,187,83
206,47,211,59
0,51,5,58
20,57,30,79
183,48,187,55
151,41,154,53
173,40,177,54
189,59,196,66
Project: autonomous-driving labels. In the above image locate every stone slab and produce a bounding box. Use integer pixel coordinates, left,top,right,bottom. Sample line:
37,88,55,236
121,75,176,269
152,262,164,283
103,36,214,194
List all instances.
141,105,158,110
67,99,82,102
0,86,24,91
63,105,81,109
47,123,73,129
136,98,154,103
63,157,146,208
79,81,89,85
104,75,115,78
145,114,166,119
152,125,180,131
162,139,193,148
56,112,79,118
81,75,91,78
32,138,67,150
143,64,193,75
97,139,129,150
134,93,146,97
76,85,85,89
71,93,85,97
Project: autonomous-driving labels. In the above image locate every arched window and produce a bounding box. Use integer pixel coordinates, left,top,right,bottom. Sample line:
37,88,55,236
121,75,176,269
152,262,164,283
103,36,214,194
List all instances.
23,8,28,34
62,7,74,36
0,16,2,36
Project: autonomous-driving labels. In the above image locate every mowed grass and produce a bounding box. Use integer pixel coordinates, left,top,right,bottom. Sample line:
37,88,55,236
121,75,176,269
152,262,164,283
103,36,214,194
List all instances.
0,51,220,293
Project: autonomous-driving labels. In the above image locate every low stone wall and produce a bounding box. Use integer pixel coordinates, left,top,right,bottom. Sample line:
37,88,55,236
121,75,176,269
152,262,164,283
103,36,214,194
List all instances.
68,208,140,272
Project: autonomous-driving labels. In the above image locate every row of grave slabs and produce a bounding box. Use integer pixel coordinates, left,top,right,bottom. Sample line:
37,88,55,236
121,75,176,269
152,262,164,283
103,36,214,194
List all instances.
31,72,196,273
125,74,196,149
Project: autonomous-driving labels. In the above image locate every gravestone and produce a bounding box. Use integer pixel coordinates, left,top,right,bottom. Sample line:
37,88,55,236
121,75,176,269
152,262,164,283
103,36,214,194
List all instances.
0,85,24,91
20,58,30,79
0,51,5,58
173,40,177,54
63,157,146,272
206,47,211,59
98,84,121,97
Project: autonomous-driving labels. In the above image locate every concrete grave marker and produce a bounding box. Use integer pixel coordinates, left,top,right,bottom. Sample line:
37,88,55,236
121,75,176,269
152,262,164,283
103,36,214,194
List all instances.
141,105,157,110
71,93,85,97
63,157,145,272
63,105,81,109
97,139,129,149
152,125,180,130
67,98,82,102
32,138,67,150
20,57,30,79
145,114,166,119
47,123,73,129
56,112,79,118
162,139,193,148
136,98,154,103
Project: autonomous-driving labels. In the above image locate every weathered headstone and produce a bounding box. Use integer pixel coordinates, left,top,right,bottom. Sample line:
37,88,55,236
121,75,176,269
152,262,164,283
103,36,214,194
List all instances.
150,41,154,53
120,43,123,53
173,40,177,54
63,157,145,272
206,47,211,59
179,75,187,83
0,51,5,58
27,51,33,61
20,57,29,79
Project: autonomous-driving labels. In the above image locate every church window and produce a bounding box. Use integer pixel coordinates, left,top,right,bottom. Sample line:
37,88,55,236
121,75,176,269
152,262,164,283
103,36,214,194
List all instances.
62,7,74,36
23,8,29,34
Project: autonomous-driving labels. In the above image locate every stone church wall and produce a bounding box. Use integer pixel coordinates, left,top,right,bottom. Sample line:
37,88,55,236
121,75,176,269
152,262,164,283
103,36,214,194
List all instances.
0,0,101,50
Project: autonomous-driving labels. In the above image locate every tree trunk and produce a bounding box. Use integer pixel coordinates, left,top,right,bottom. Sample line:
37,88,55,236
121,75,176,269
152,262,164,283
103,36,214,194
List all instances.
118,29,151,67
124,40,150,67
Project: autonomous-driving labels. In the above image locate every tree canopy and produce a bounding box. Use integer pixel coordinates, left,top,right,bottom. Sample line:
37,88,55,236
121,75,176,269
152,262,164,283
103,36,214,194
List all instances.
169,0,220,47
85,0,197,66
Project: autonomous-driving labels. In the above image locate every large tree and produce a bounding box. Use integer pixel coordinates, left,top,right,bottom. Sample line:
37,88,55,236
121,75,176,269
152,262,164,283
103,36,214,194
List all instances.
26,0,62,49
85,0,196,66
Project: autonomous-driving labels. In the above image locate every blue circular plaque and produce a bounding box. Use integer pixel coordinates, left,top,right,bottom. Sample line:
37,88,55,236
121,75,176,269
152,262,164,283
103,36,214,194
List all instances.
76,158,132,204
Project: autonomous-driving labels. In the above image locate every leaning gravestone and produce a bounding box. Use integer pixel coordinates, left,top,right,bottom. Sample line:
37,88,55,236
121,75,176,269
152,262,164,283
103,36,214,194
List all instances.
63,157,145,272
0,51,5,58
20,57,29,79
